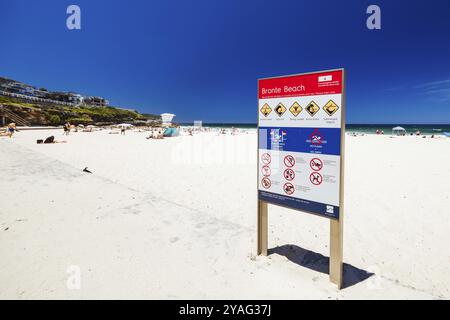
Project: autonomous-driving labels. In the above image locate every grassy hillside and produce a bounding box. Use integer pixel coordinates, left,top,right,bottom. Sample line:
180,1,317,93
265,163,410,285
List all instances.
0,95,160,126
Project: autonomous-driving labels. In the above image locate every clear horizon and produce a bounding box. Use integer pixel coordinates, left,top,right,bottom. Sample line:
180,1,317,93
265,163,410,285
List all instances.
2,72,450,125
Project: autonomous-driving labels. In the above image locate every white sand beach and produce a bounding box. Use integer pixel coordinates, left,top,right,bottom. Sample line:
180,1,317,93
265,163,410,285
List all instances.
0,129,449,299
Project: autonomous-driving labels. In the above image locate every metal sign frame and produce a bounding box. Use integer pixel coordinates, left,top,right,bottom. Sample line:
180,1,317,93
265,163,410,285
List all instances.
257,68,346,288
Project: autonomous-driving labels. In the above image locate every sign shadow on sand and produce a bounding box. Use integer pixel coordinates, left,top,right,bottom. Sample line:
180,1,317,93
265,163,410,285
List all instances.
268,245,374,289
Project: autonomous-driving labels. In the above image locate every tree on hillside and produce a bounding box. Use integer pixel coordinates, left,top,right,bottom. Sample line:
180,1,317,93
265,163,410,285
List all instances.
49,115,61,126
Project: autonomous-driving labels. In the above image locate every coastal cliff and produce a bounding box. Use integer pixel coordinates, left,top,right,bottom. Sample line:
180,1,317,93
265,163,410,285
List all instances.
0,95,159,126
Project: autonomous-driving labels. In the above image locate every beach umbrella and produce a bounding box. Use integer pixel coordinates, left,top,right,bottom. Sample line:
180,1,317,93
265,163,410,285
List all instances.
392,126,406,136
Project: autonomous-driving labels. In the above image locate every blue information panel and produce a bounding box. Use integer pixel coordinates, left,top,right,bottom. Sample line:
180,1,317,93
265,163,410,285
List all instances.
258,70,345,219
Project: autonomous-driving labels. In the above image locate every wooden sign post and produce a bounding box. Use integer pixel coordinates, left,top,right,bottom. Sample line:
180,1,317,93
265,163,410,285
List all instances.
257,200,268,256
257,69,345,289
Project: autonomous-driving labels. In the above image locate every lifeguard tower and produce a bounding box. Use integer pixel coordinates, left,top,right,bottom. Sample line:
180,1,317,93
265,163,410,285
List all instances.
161,113,175,127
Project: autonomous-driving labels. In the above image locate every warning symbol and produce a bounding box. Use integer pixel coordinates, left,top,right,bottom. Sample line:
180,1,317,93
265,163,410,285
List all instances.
306,101,320,117
261,153,271,165
261,165,271,177
261,177,271,189
283,169,295,181
260,103,272,117
323,100,339,116
275,103,287,117
310,172,323,185
310,158,323,171
289,102,302,117
283,183,295,195
284,155,295,168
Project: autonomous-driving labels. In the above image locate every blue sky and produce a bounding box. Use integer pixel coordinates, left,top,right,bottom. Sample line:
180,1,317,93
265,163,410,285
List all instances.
1,0,450,123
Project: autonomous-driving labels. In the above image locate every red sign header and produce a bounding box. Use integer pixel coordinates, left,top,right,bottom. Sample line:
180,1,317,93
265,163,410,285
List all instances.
258,70,343,99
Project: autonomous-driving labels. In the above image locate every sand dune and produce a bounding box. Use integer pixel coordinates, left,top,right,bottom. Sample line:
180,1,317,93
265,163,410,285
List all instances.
0,129,448,299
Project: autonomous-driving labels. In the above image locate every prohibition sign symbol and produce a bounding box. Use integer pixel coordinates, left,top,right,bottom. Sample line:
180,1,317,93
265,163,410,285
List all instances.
261,153,271,165
283,183,295,195
310,129,323,145
310,158,323,171
284,155,295,168
262,165,271,177
310,172,323,185
261,177,271,189
284,168,295,181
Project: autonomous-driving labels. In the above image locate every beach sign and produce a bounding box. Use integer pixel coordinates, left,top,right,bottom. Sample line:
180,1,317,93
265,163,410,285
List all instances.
257,69,346,288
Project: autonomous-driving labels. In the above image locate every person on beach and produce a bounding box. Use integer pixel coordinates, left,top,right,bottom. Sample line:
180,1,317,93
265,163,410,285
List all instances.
36,136,67,144
121,127,126,135
0,128,8,137
63,122,71,136
7,123,16,138
146,128,155,139
146,129,164,139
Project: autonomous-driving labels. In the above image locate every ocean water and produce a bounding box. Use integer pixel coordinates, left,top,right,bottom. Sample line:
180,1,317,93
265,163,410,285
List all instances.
346,124,450,135
181,123,450,135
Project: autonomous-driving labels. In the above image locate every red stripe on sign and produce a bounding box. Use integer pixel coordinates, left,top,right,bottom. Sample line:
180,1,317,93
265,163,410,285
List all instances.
258,70,343,99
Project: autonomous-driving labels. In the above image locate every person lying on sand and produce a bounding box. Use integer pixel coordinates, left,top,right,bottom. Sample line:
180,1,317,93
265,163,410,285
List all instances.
146,130,164,139
153,130,164,139
36,136,67,144
0,127,9,136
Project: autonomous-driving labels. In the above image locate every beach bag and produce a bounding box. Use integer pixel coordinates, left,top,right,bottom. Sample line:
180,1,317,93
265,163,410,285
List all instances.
37,139,44,144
